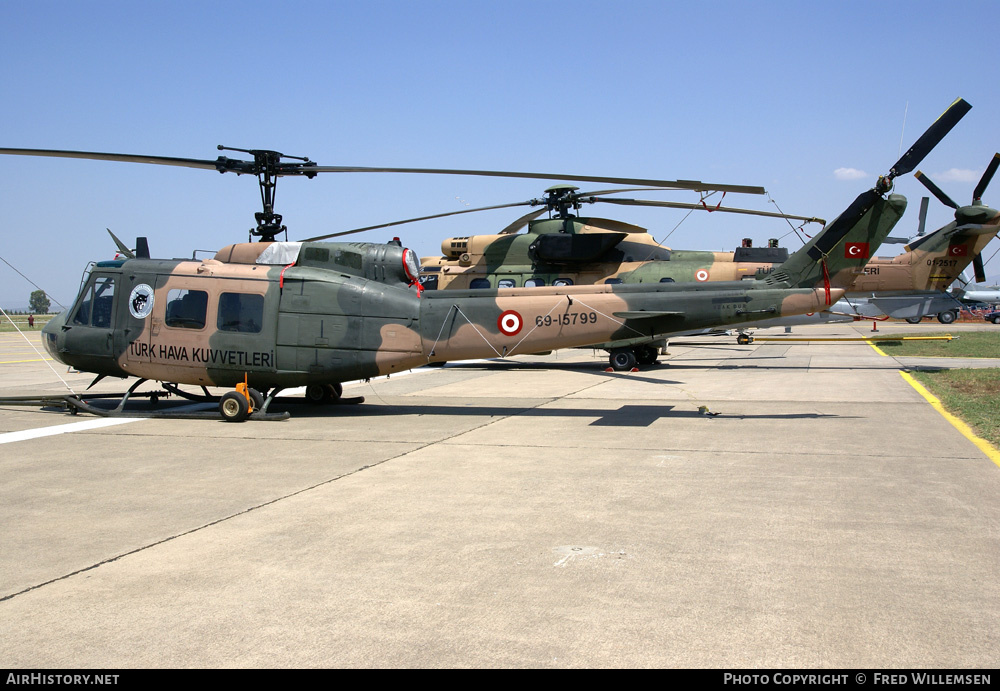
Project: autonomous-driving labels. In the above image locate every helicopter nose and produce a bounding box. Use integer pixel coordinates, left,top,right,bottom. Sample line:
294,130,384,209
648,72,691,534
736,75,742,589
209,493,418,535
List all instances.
41,315,68,365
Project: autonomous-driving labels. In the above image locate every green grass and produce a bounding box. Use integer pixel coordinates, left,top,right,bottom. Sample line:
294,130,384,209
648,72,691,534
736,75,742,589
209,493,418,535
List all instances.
0,314,55,333
874,330,1000,358
910,368,1000,449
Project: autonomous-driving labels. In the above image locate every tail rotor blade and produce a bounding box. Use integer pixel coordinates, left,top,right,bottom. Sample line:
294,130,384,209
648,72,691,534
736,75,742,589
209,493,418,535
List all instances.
891,98,972,177
973,153,1000,202
917,196,929,236
973,253,987,284
915,171,959,209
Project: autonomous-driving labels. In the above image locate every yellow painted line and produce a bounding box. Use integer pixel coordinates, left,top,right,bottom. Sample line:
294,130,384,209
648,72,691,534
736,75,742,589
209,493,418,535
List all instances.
752,336,953,343
900,371,1000,468
0,358,54,364
866,340,888,356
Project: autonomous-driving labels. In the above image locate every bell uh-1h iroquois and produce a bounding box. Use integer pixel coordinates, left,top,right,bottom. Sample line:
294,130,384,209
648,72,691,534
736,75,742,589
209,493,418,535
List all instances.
0,99,965,420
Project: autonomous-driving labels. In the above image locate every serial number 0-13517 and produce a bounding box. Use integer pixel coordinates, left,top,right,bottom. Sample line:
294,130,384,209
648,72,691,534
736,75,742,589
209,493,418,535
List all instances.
535,312,598,327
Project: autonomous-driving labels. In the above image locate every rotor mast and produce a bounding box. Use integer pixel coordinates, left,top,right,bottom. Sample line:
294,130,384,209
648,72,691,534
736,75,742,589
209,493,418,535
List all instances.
215,146,317,242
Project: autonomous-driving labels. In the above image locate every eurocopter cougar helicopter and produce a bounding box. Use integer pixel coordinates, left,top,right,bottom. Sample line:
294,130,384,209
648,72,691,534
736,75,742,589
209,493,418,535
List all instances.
0,99,962,420
304,99,974,367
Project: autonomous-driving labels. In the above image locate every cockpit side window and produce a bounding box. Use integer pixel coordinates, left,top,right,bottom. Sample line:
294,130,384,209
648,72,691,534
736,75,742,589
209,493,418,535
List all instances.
72,275,116,327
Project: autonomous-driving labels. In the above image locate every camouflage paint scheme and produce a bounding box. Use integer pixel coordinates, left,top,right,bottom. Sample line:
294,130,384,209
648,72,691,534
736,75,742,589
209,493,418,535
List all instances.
423,193,999,330
420,217,786,290
42,195,904,391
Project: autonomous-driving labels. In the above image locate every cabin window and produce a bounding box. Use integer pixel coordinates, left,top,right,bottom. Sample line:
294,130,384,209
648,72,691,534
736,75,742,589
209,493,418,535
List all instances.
497,278,516,289
604,278,623,285
165,289,208,329
524,278,546,287
72,275,116,327
553,278,574,286
469,278,491,289
333,250,363,271
217,292,264,333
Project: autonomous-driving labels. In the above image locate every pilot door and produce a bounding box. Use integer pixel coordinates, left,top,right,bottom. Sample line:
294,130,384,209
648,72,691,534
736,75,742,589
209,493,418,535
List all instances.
60,269,121,375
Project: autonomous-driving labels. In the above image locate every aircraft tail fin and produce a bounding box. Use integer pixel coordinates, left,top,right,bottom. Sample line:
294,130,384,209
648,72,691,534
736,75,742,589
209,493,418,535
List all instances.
764,193,907,290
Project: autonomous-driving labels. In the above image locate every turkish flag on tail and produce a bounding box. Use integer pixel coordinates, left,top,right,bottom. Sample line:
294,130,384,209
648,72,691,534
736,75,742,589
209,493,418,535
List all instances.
844,242,870,258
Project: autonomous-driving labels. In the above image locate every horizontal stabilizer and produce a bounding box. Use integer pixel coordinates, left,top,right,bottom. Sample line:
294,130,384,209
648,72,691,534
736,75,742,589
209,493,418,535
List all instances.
612,311,684,320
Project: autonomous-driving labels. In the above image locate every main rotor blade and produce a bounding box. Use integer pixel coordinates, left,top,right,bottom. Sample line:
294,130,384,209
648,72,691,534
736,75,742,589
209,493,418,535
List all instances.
0,148,768,195
299,201,534,242
974,153,1000,202
499,208,549,235
596,197,825,224
0,148,220,171
301,165,767,195
891,98,972,177
915,171,959,209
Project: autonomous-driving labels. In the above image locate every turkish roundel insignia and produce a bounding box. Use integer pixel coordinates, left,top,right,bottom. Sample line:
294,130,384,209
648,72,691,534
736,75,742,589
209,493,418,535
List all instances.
497,310,523,336
948,244,969,256
845,242,869,258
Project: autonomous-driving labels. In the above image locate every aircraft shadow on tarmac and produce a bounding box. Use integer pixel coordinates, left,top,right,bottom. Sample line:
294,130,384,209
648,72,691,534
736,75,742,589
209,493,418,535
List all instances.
278,401,849,427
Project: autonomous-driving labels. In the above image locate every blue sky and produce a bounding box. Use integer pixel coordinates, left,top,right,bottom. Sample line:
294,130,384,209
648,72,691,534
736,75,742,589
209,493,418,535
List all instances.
2,0,999,308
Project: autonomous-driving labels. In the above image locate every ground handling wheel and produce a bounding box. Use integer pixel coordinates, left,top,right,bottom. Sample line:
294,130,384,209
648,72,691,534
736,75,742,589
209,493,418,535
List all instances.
736,333,754,345
219,391,250,422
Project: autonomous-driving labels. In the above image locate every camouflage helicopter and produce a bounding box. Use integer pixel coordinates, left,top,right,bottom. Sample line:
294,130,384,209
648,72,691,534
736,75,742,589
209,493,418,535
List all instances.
316,99,973,367
0,107,956,421
715,153,1000,332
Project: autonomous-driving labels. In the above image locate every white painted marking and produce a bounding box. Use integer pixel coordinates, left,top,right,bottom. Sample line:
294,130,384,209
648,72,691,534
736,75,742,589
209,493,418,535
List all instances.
0,417,143,445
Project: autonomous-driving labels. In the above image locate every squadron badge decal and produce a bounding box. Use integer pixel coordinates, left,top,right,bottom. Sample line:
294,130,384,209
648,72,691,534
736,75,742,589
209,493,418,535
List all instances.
129,284,154,319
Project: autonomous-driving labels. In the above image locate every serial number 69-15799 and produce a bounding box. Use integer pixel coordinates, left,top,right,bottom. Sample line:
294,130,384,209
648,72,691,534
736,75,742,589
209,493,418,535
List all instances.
535,312,598,327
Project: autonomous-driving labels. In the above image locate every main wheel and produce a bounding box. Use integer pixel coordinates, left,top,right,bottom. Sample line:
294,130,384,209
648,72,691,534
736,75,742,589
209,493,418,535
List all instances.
305,384,329,404
736,333,753,345
609,348,637,371
247,387,265,412
937,310,957,324
219,391,250,422
905,316,922,324
635,345,658,365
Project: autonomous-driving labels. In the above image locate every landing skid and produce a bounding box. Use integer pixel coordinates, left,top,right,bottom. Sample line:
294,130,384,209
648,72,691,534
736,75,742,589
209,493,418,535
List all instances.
0,380,370,421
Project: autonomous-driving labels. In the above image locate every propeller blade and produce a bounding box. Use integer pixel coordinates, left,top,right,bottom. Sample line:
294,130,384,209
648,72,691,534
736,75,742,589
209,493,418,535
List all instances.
299,201,535,242
595,197,824,224
499,208,549,235
917,196,929,236
0,148,220,171
914,171,959,209
973,253,987,284
973,153,1000,202
891,98,972,177
301,165,766,195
